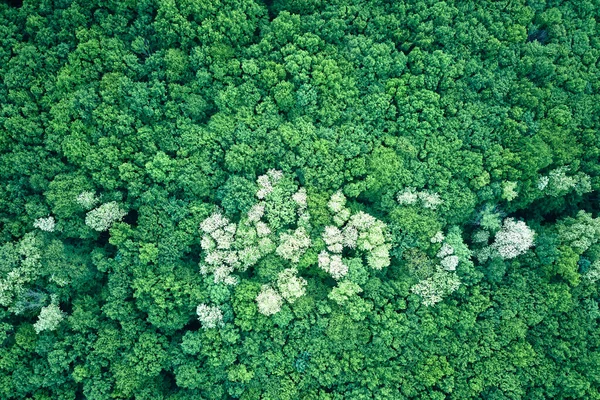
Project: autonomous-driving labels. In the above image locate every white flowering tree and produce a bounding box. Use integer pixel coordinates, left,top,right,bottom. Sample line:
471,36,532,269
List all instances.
0,234,42,312
76,191,100,210
256,285,283,316
318,192,392,281
276,268,307,303
538,167,592,197
397,187,443,210
196,304,223,329
34,302,65,334
555,211,600,255
276,227,311,263
85,202,127,232
409,227,471,306
200,211,249,286
491,218,535,260
411,270,461,307
199,170,311,289
584,261,600,283
34,216,56,232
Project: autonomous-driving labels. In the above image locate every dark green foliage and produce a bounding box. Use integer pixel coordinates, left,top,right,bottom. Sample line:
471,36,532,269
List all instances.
1,0,600,398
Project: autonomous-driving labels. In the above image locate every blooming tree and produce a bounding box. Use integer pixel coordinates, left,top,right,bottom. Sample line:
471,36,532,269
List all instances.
411,227,470,305
276,227,311,263
397,187,443,210
85,202,127,232
196,304,223,329
34,303,65,334
430,231,445,244
76,191,100,210
411,270,461,307
276,268,307,303
34,216,55,232
256,285,283,316
318,193,392,281
491,218,535,260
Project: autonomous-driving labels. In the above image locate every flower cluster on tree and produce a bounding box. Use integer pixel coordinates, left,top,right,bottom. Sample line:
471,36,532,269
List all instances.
411,270,461,307
200,211,251,285
276,268,307,304
555,211,600,254
318,192,392,280
256,268,307,316
199,171,311,287
256,169,283,200
33,216,55,232
397,187,443,210
409,227,471,306
584,261,600,283
196,304,223,329
492,218,535,260
85,201,127,232
76,191,100,210
276,227,311,263
538,167,592,197
34,302,65,334
0,234,42,312
255,285,283,316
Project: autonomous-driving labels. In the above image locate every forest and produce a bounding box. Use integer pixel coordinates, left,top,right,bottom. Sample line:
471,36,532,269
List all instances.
1,0,600,398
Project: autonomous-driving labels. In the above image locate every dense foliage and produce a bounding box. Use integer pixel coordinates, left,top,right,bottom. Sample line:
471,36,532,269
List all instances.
1,0,600,398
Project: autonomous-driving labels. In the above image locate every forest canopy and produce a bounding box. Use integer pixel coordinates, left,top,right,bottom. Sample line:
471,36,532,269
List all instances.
1,0,600,398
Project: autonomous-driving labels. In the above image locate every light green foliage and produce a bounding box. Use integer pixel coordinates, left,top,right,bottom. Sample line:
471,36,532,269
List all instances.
444,227,473,265
33,216,56,232
1,0,600,398
260,171,298,232
555,211,600,255
472,230,490,244
540,167,592,197
411,226,468,304
34,302,65,334
276,268,306,303
477,204,503,233
411,270,461,307
319,193,392,281
584,261,600,283
85,202,127,232
502,181,518,201
196,304,223,329
328,280,363,305
0,234,42,310
76,191,100,210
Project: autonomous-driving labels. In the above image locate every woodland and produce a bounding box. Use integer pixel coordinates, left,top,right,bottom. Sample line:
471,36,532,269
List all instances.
1,0,600,399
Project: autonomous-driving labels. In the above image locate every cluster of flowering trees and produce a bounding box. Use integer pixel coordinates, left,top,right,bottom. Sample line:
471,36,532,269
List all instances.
537,167,592,197
319,191,391,278
195,171,540,317
397,187,443,210
409,228,469,306
475,218,536,262
9,192,129,334
15,171,540,331
198,170,311,290
256,268,307,315
197,171,395,317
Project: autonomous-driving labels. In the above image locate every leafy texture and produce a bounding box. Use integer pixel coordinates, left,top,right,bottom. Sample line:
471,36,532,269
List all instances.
1,1,600,398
